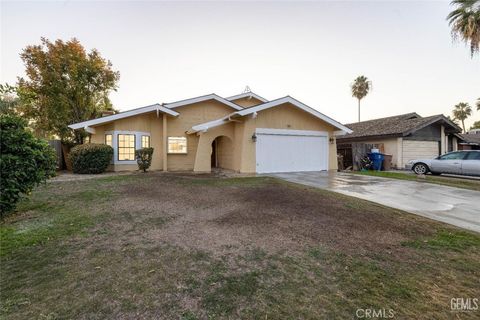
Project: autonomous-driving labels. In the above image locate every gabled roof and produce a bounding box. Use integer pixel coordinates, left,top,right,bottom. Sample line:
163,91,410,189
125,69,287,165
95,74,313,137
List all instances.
226,92,268,103
337,113,462,141
69,103,179,130
69,93,243,130
187,96,352,134
165,93,243,111
458,133,480,146
234,96,352,133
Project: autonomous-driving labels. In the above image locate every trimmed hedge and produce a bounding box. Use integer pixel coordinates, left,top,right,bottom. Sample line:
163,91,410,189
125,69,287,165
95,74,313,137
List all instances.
0,114,57,216
69,143,113,174
136,147,154,172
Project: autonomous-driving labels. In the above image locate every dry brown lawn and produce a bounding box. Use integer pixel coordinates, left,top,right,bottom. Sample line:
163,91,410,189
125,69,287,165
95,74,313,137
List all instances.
1,172,479,319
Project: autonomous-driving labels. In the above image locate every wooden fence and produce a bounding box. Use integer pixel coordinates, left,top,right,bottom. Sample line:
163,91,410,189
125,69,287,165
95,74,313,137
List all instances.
48,140,63,169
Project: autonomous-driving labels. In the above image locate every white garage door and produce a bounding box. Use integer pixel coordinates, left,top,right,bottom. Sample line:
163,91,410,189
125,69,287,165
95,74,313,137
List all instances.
255,128,329,173
402,140,439,167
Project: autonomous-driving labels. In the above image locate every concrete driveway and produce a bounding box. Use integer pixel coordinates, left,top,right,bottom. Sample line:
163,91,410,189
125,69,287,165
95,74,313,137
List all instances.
270,171,480,233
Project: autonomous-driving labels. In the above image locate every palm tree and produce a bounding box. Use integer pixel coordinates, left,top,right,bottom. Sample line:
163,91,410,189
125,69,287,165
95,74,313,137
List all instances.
476,97,480,110
351,76,372,122
452,102,473,133
447,0,480,57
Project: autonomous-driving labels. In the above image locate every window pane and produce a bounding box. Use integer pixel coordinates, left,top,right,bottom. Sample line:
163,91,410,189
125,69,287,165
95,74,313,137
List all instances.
142,136,150,148
105,134,112,146
440,152,465,160
466,152,480,160
118,134,135,160
168,137,187,154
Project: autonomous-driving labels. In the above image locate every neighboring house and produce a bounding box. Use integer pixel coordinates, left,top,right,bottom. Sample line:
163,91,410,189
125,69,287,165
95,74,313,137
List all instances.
336,113,462,169
458,130,480,150
69,91,351,173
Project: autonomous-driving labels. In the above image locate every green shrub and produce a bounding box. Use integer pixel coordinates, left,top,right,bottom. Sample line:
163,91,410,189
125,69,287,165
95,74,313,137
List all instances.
69,143,113,174
136,147,154,172
0,114,57,216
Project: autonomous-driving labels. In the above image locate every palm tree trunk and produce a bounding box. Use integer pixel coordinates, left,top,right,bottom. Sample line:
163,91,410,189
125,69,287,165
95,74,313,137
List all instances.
462,119,465,133
358,99,361,122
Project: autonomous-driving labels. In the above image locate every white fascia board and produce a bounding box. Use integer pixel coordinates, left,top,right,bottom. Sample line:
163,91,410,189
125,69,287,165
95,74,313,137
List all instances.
68,104,179,130
235,96,353,134
187,115,231,134
256,128,328,137
333,130,348,136
164,94,243,111
226,92,268,103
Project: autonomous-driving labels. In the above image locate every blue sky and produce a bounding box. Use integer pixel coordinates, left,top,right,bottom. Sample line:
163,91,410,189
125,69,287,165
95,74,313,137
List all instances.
1,1,479,128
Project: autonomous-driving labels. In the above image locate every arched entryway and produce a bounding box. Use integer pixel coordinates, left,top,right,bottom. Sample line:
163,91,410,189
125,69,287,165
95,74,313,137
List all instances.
210,136,234,170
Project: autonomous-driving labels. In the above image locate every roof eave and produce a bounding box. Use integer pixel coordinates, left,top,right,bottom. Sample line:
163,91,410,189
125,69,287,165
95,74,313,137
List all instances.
68,104,179,130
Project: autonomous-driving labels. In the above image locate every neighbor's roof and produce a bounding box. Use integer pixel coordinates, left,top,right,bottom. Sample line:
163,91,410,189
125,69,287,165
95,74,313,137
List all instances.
68,93,243,130
187,96,352,134
337,113,462,141
226,92,268,103
458,133,480,145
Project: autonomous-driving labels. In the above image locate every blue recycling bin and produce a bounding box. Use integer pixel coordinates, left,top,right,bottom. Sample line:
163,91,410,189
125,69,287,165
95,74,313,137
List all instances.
368,152,384,171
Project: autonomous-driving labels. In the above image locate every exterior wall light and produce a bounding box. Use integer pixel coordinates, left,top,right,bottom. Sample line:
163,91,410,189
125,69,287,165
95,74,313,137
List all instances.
329,137,335,144
252,133,257,142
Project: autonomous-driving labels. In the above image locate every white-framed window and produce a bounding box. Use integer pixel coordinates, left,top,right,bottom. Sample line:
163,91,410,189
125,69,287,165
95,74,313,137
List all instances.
105,134,113,147
141,135,150,148
168,137,187,154
118,134,136,161
84,136,91,144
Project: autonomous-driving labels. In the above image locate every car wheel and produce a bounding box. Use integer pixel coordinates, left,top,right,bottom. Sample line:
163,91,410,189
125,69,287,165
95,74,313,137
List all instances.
413,163,429,175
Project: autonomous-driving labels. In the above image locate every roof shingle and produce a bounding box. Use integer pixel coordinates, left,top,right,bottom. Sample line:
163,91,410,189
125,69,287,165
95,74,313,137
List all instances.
337,113,461,141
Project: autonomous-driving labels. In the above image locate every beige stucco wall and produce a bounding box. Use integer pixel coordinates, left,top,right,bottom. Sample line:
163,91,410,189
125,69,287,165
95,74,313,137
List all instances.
87,100,236,172
89,112,164,171
167,100,236,171
237,102,338,173
230,97,264,108
87,100,341,173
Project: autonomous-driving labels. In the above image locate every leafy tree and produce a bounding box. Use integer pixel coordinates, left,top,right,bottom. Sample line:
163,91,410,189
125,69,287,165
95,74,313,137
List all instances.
476,97,480,110
0,114,57,216
447,0,480,57
470,120,480,129
452,102,473,133
351,76,372,122
0,84,20,115
17,38,119,144
447,115,461,126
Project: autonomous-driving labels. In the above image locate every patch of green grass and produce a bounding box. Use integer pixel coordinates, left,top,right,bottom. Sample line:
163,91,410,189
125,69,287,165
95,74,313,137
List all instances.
0,205,94,257
402,230,480,251
203,269,261,317
355,170,480,191
0,184,112,257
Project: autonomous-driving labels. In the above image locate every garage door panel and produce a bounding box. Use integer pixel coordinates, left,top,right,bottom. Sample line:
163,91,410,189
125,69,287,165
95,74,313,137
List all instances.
402,140,439,167
255,129,328,173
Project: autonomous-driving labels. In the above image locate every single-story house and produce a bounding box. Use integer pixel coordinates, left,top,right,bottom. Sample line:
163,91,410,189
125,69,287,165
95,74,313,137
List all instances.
336,113,462,169
458,130,480,150
69,91,352,173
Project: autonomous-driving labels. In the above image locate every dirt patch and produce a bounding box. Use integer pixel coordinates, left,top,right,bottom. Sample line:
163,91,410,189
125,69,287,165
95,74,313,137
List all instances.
109,174,436,260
